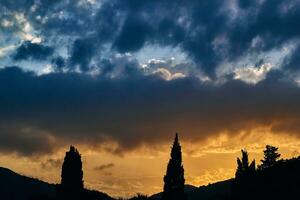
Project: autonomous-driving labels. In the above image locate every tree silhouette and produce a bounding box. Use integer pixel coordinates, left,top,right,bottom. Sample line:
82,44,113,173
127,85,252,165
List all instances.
162,133,186,200
233,149,255,200
235,150,255,179
58,145,84,199
259,145,281,170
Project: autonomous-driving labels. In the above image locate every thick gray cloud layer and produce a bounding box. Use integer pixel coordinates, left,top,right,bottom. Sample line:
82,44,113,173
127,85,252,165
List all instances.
0,67,300,156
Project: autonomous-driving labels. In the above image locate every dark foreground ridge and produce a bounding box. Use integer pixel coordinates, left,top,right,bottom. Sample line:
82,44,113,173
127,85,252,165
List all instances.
0,167,113,200
0,167,55,200
0,166,233,200
1,134,300,200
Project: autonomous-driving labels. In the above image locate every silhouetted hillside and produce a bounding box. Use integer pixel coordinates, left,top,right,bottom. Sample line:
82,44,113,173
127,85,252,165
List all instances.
0,167,113,200
1,165,231,200
0,167,55,200
2,156,300,200
189,179,232,200
150,180,232,200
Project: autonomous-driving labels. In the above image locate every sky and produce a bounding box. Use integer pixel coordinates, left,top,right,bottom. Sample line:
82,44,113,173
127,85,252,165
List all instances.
1,0,300,197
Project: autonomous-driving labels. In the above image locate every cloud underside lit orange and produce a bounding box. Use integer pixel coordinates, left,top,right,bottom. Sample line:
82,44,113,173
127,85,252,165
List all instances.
2,68,300,158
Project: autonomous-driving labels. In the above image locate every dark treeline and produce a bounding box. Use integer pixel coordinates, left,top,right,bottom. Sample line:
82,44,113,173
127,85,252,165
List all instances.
232,145,300,200
28,134,300,200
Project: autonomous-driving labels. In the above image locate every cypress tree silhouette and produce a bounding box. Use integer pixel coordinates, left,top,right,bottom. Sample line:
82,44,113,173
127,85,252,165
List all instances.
259,145,281,170
58,145,84,199
162,133,186,200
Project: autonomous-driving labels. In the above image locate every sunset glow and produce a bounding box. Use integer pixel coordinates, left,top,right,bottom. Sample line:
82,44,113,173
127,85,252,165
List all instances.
1,0,300,199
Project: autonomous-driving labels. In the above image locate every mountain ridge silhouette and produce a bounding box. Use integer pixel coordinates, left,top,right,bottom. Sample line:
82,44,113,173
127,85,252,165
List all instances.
0,167,56,200
0,167,113,200
0,166,233,200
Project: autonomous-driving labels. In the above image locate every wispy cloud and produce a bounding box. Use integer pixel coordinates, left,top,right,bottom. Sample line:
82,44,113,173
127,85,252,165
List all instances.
94,163,115,171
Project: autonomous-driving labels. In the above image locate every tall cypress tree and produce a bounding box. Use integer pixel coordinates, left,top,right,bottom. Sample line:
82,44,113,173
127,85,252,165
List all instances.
162,133,186,200
59,145,84,199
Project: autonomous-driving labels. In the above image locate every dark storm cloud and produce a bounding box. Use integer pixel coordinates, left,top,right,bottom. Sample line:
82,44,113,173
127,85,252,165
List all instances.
3,0,300,74
69,38,97,71
228,0,300,56
1,66,300,156
0,119,56,156
12,41,54,61
97,0,300,74
113,16,151,53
